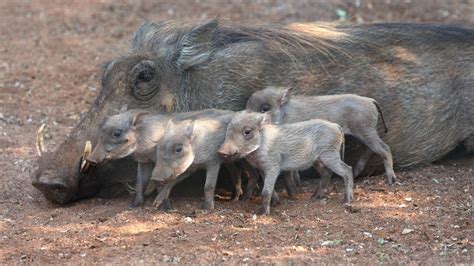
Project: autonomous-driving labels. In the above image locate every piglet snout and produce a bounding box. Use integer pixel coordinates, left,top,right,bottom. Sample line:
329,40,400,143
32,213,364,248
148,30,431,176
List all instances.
218,147,239,160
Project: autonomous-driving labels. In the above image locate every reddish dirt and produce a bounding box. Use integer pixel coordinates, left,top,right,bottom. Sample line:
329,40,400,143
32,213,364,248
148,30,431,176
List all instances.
0,0,472,264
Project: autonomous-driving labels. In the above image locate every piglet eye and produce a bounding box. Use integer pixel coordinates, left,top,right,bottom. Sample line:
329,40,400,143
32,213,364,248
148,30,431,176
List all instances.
243,127,252,136
174,144,183,154
260,104,271,113
112,129,122,138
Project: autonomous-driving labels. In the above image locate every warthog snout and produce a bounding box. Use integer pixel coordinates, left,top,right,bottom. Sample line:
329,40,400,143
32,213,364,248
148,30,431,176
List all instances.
218,144,239,160
86,147,106,165
151,165,174,182
32,174,72,204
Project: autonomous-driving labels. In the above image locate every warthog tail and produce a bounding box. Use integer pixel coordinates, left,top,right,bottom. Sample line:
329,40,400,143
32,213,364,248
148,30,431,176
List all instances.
373,100,388,133
339,126,345,161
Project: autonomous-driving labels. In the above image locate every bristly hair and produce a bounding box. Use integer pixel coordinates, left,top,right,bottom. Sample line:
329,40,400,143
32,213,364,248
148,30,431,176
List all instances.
129,19,365,72
130,20,474,71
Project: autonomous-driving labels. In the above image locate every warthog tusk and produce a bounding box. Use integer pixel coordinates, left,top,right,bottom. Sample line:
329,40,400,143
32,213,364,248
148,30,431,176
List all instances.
124,180,157,196
80,141,92,173
125,181,135,193
36,124,46,156
145,182,157,196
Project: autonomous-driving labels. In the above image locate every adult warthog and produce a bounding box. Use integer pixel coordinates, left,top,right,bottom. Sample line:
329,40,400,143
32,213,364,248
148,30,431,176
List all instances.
32,19,474,204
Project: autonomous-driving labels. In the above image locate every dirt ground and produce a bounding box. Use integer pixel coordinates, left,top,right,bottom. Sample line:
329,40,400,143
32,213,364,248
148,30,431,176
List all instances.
1,0,473,264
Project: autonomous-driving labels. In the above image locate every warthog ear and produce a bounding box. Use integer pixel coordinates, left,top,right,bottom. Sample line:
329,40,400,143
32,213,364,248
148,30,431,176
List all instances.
258,113,268,128
119,104,128,113
177,19,218,71
181,120,195,140
131,111,150,128
131,22,164,51
165,119,175,131
279,87,291,105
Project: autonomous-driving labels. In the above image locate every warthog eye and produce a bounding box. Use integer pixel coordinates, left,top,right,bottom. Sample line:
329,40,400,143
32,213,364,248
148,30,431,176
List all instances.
137,69,154,83
112,129,122,138
130,60,159,101
242,127,252,137
260,104,271,113
174,144,183,154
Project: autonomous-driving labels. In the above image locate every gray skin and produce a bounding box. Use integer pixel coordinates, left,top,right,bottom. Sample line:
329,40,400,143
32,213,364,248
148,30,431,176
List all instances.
150,114,296,210
32,20,474,204
151,115,233,210
86,109,242,208
218,111,353,215
246,86,395,187
239,168,298,201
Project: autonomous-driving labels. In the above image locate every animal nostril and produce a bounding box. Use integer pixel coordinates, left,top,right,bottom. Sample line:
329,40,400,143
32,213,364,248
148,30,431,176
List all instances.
32,175,68,190
33,177,65,189
36,175,53,185
32,175,71,203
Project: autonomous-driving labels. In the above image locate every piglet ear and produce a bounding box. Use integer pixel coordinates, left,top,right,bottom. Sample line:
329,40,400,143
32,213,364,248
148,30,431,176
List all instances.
131,111,150,128
119,104,128,113
165,119,175,131
258,113,268,128
279,87,291,105
182,120,195,139
263,112,274,124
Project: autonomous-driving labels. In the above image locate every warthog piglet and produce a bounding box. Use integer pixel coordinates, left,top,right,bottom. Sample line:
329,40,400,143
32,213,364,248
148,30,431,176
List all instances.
151,113,235,210
246,86,396,186
219,111,353,215
86,109,240,208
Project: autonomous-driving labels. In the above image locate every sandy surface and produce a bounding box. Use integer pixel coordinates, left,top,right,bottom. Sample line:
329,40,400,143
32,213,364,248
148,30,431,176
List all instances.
1,0,472,264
